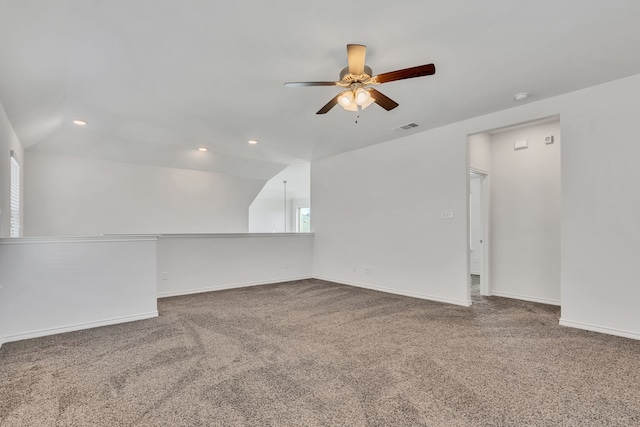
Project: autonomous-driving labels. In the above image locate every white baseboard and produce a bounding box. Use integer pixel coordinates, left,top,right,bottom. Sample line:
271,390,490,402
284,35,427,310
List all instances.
314,276,472,307
559,318,640,341
490,290,561,306
1,311,159,344
157,276,313,298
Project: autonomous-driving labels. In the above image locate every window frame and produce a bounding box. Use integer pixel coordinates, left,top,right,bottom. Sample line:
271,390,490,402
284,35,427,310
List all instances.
296,206,310,233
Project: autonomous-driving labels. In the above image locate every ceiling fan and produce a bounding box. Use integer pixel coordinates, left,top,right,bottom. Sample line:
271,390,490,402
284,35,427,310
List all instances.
284,44,436,115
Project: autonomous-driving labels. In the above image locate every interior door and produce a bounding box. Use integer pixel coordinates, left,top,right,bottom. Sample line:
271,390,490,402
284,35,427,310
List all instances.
470,173,484,275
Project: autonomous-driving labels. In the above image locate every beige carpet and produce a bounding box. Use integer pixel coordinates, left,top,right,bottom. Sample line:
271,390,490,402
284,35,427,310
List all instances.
1,279,639,426
471,274,480,297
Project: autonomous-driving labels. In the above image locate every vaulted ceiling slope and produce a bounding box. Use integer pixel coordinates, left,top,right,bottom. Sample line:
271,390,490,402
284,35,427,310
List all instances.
1,0,639,180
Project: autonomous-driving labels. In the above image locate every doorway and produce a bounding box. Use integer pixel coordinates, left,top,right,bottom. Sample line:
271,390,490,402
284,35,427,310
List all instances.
468,116,561,306
469,170,488,297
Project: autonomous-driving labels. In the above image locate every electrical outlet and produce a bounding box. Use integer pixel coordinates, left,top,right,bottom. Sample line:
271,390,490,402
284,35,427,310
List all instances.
160,272,168,280
284,262,289,269
364,266,373,274
441,210,454,219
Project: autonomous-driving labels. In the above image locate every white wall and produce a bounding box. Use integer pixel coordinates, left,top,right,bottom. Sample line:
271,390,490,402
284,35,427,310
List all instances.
559,77,640,339
0,237,158,344
157,234,313,297
489,121,561,304
469,132,491,173
313,73,640,339
24,151,265,236
312,127,471,306
0,233,313,347
248,162,310,233
249,198,311,233
0,99,24,238
249,198,289,233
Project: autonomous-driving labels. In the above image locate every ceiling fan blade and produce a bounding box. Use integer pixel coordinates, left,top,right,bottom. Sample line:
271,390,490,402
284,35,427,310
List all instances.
369,88,399,111
347,44,367,75
284,81,339,88
316,95,340,114
373,63,436,84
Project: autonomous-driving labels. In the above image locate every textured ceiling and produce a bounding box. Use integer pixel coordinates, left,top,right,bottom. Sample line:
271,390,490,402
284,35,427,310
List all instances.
1,0,640,181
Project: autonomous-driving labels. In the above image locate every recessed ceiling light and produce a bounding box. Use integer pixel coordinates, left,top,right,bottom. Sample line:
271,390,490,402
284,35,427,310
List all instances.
248,140,258,145
514,92,530,101
198,147,208,152
73,119,87,126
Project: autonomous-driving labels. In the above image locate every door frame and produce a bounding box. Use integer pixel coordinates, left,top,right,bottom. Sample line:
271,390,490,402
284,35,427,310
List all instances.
469,168,490,297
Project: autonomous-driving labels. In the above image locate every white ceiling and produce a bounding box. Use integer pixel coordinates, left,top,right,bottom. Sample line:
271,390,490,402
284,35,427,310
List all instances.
1,1,640,181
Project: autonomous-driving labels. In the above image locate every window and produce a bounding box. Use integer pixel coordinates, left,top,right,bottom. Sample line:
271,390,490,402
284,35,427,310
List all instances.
297,207,310,233
10,153,21,237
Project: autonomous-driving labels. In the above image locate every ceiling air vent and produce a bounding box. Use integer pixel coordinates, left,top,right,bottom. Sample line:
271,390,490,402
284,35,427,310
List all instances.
393,122,419,131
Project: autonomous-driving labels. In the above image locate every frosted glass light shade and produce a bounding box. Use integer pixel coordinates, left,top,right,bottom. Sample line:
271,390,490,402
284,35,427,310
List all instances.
338,91,354,108
355,87,370,105
338,91,358,111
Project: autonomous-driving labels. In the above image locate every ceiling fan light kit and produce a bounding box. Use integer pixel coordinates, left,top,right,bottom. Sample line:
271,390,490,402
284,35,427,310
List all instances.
338,91,355,110
355,87,370,105
336,85,374,112
284,44,436,115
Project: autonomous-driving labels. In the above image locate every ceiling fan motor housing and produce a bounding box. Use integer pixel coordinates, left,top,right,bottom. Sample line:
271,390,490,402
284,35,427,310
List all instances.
340,66,373,84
